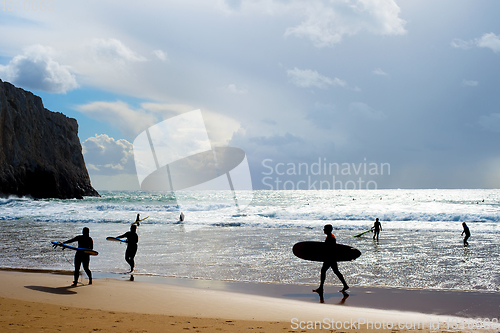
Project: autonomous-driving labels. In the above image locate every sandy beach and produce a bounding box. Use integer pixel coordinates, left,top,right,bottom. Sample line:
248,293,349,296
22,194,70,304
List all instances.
1,270,498,332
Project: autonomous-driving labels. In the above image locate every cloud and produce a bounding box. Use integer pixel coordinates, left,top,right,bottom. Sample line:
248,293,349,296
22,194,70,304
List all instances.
462,79,478,87
306,102,387,138
223,0,242,11
223,83,248,94
0,38,150,96
287,67,346,89
88,38,147,64
452,33,500,53
76,101,158,138
284,0,407,47
476,32,500,53
478,113,500,133
77,101,240,146
479,157,500,188
372,68,388,75
349,102,385,120
153,49,169,62
216,0,406,47
140,103,241,147
306,104,338,130
0,45,78,93
450,38,473,50
82,134,135,175
249,132,304,146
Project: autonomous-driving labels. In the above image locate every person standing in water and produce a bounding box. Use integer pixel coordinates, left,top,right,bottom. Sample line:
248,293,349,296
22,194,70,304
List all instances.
313,224,349,294
373,218,382,241
63,227,93,287
116,225,139,272
461,222,470,246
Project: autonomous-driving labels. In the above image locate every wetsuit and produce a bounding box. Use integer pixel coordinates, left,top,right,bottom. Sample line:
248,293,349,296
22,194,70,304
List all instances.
373,220,382,240
65,235,93,285
319,233,348,291
118,231,138,271
462,224,470,245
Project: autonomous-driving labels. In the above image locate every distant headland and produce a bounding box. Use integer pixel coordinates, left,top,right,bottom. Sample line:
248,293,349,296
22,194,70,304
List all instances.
0,79,99,199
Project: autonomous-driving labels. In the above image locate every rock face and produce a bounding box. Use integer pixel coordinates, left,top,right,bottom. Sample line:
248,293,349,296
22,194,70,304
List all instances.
0,79,99,199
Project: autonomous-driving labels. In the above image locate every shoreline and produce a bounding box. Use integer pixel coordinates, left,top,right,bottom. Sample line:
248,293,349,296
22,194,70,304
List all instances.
2,267,499,319
1,270,499,332
130,274,500,319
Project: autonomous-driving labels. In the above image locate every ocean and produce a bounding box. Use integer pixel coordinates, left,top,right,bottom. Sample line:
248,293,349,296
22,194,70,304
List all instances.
1,189,499,292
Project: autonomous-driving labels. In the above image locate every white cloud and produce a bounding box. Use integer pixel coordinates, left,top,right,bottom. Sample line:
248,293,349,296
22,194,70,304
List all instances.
76,101,157,138
140,103,241,147
216,0,406,47
0,39,151,96
224,83,248,94
450,38,473,50
88,38,147,64
452,33,500,53
82,134,135,175
0,45,78,93
153,49,169,62
462,79,478,87
372,68,388,75
77,101,241,146
287,67,346,89
284,0,407,48
476,32,500,53
140,103,191,116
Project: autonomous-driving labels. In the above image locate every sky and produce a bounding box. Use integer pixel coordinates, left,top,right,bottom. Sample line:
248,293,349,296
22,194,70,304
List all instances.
1,0,500,191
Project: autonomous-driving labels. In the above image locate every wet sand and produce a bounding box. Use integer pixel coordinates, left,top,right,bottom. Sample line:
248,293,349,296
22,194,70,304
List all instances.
123,272,500,318
0,270,498,332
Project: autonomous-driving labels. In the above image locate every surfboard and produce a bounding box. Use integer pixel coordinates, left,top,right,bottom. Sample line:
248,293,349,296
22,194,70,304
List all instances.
51,241,98,256
132,216,149,225
106,236,127,243
353,228,373,237
292,241,361,262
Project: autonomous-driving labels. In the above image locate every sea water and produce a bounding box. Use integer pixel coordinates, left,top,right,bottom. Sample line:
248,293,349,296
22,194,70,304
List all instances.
1,189,499,292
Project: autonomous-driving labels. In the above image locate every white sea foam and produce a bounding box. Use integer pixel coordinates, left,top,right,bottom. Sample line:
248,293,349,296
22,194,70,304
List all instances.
0,189,499,291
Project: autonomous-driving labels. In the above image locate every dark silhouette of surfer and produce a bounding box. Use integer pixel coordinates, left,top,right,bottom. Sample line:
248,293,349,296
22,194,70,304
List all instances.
116,224,139,272
180,212,185,222
63,227,93,286
313,224,349,295
373,218,382,241
461,222,470,246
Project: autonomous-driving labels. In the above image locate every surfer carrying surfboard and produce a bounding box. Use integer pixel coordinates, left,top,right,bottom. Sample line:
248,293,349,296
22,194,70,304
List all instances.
313,224,349,294
115,224,139,272
62,227,93,286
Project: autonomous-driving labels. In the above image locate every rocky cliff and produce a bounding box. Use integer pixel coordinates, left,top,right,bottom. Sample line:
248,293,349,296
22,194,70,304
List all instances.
0,79,99,199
